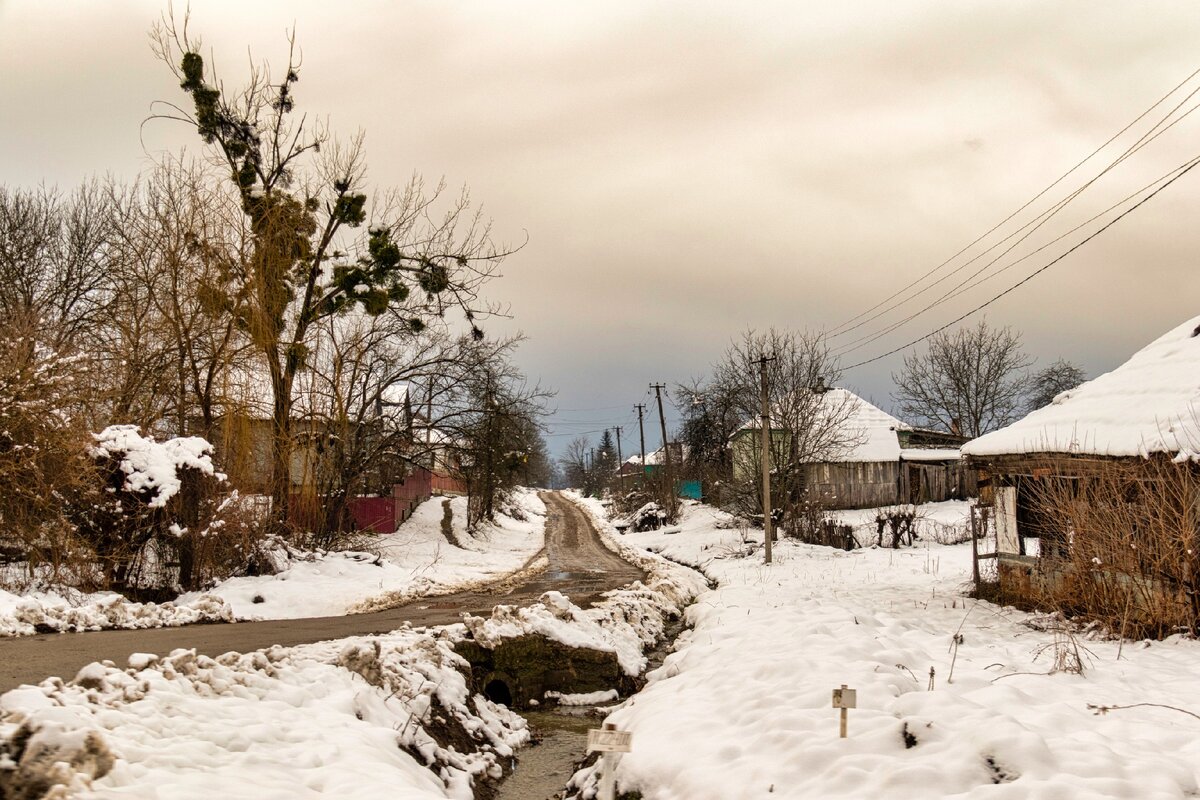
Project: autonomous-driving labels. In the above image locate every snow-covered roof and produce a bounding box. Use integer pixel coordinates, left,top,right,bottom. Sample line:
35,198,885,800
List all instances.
899,448,961,462
380,383,409,407
622,444,687,468
739,388,910,463
963,314,1200,460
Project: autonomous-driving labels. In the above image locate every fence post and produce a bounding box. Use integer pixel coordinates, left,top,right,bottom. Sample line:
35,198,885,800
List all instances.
970,505,981,594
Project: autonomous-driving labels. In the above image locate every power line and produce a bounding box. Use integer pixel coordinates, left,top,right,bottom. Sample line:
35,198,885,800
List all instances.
828,64,1200,342
836,146,1200,360
842,151,1200,371
835,93,1200,356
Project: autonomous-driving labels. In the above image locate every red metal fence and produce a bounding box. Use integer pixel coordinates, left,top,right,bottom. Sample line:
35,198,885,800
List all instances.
294,468,468,536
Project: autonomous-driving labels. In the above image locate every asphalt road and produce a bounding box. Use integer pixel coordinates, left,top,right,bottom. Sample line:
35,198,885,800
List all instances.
0,492,644,692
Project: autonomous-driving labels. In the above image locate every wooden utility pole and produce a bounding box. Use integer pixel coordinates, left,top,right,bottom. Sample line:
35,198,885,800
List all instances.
649,383,673,474
650,383,675,514
613,426,624,486
753,354,776,564
482,373,495,520
634,404,647,481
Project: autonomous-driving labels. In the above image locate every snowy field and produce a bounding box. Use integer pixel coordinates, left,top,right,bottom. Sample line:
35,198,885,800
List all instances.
568,498,1200,800
0,490,547,636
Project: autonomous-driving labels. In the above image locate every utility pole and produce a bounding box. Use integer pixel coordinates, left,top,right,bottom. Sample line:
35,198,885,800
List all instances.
753,354,776,564
426,382,434,472
483,373,495,521
634,404,647,482
613,426,624,487
650,383,674,509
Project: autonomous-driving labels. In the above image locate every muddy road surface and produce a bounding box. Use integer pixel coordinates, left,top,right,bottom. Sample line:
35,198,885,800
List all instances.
0,492,643,692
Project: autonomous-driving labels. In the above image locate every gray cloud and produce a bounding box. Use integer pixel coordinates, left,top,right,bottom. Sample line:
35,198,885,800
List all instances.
3,1,1199,453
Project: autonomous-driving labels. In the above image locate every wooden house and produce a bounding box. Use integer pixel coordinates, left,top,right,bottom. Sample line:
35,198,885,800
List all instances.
730,388,970,510
961,314,1200,623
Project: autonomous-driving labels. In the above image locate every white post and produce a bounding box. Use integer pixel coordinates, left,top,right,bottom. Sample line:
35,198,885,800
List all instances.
599,723,618,800
589,721,631,800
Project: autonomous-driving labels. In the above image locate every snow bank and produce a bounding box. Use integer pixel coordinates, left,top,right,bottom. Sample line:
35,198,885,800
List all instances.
179,489,547,621
462,493,709,677
0,588,232,637
567,499,1200,799
0,629,528,799
2,490,546,636
545,689,618,706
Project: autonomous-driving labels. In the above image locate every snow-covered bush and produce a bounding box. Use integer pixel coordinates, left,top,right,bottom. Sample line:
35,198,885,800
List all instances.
629,502,667,532
68,425,265,595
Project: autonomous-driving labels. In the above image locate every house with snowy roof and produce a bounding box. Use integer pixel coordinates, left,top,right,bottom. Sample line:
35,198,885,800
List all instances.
962,314,1200,618
730,388,969,510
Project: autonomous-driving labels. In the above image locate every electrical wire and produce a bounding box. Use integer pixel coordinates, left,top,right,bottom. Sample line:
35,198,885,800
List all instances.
842,151,1200,371
836,141,1200,358
828,64,1200,343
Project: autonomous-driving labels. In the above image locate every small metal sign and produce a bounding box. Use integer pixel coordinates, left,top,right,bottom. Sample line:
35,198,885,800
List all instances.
831,687,857,709
588,728,633,753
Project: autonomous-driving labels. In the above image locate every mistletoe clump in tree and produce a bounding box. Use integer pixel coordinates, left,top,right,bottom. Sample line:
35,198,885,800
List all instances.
152,16,511,527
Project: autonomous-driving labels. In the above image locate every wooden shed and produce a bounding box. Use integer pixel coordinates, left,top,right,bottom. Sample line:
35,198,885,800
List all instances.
962,314,1200,633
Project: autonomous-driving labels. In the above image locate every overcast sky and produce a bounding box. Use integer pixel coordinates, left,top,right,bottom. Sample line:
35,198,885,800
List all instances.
3,1,1200,456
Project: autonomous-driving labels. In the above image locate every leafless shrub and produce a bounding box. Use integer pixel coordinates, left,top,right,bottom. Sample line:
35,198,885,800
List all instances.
874,506,920,548
0,313,98,590
1023,457,1200,639
1030,613,1095,675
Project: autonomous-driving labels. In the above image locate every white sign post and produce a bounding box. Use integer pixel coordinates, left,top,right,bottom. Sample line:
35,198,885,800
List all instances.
588,723,632,800
832,684,857,738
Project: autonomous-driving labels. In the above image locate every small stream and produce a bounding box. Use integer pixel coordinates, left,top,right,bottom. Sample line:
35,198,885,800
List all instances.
494,707,605,800
491,617,688,800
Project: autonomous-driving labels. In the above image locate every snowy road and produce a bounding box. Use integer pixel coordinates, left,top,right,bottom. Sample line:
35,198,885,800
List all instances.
0,492,644,691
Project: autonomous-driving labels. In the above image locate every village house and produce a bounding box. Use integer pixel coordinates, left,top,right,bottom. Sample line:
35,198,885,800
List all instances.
729,388,970,511
962,314,1200,629
203,377,467,533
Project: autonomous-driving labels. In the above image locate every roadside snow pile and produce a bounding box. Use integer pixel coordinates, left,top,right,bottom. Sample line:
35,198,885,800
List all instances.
545,689,618,706
462,494,708,677
566,500,1200,799
181,490,548,620
0,589,232,637
0,629,528,799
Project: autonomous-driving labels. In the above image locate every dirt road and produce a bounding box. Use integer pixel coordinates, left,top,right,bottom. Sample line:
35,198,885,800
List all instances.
0,492,643,692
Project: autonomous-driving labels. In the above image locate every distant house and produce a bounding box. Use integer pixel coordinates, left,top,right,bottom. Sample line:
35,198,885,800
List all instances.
962,314,1200,620
617,444,701,498
730,388,970,510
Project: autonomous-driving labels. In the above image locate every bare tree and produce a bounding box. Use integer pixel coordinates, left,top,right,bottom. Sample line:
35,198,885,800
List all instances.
559,436,592,491
152,17,514,528
712,329,857,526
0,184,114,353
892,320,1033,438
1028,358,1087,412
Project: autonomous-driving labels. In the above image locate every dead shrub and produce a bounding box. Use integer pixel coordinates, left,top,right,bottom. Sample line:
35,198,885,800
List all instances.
1023,457,1200,639
0,314,99,590
874,506,920,548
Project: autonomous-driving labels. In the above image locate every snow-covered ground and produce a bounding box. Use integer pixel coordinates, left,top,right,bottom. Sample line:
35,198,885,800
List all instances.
568,498,1200,799
0,627,528,799
0,490,547,636
0,492,708,799
182,490,548,620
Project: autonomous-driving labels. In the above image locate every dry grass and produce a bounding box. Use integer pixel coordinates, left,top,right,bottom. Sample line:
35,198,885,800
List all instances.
1022,457,1200,639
